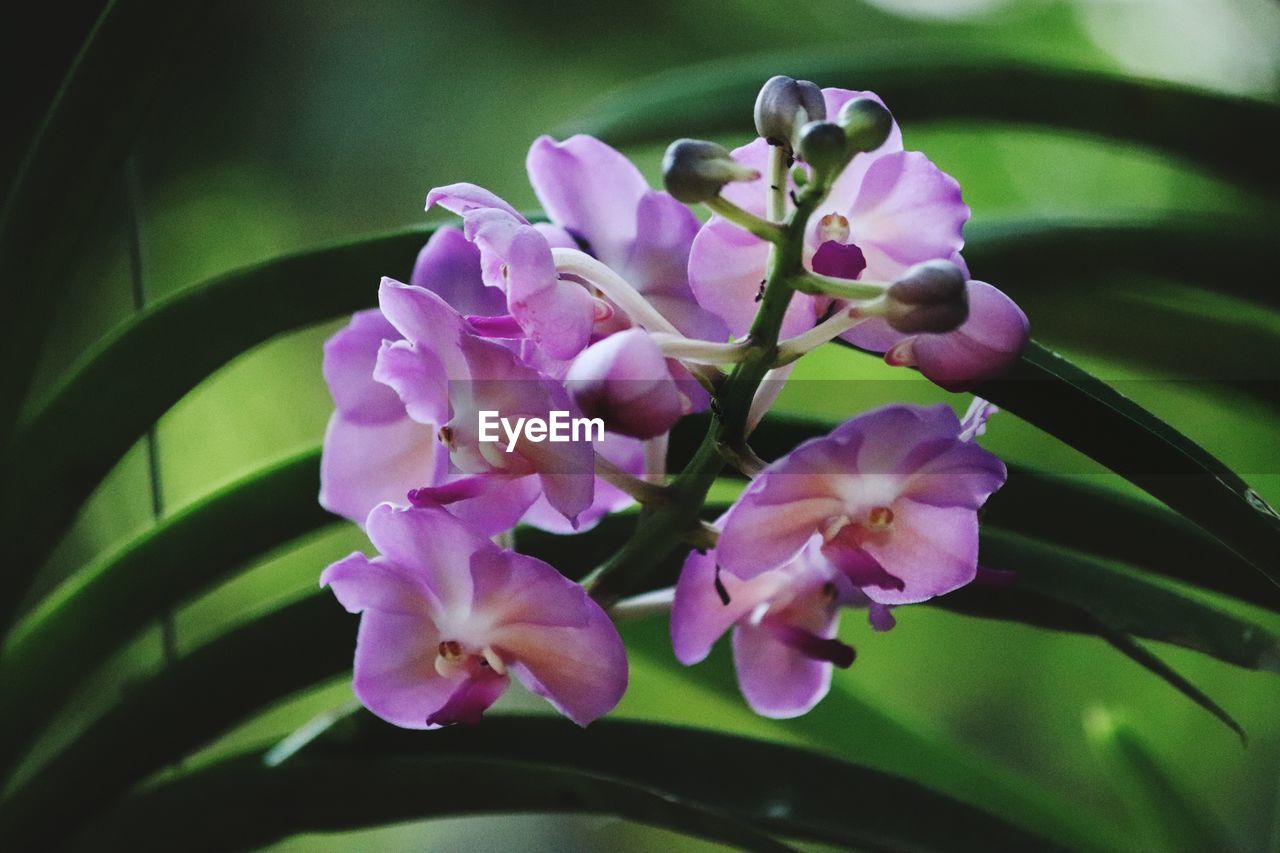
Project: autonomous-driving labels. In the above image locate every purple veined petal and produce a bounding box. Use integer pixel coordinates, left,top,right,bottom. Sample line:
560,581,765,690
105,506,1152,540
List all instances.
377,279,469,375
408,472,542,538
731,617,836,719
688,218,771,338
520,431,642,533
321,550,459,730
424,670,510,727
846,151,970,281
466,313,524,338
717,484,846,580
411,226,507,317
351,607,464,729
323,310,405,423
621,191,699,299
505,225,595,360
321,551,432,617
364,503,493,613
426,182,526,222
527,134,649,269
319,412,445,524
847,404,961,477
618,190,732,341
534,222,581,250
900,438,1007,510
911,281,1030,392
463,207,529,290
818,90,904,219
373,339,451,427
858,498,979,604
473,549,628,726
670,546,789,665
689,218,819,339
958,397,998,442
716,138,773,216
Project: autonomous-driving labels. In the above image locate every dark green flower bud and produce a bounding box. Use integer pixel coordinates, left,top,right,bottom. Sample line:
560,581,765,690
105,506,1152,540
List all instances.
796,120,848,177
662,138,761,203
754,75,826,147
837,97,894,154
885,260,969,334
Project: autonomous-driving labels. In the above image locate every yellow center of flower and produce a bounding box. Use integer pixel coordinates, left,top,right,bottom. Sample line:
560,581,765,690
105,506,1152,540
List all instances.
867,506,895,529
437,426,454,448
819,213,851,244
434,639,507,678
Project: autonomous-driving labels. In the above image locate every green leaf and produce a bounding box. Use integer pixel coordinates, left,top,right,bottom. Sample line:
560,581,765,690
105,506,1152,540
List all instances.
978,529,1280,675
0,450,336,784
0,593,354,849
66,715,1062,853
561,48,1280,198
0,226,433,638
0,0,208,441
620,618,1109,852
971,341,1280,589
965,215,1279,314
1084,709,1238,852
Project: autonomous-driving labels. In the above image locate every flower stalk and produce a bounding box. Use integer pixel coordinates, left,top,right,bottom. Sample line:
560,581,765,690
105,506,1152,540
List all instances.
585,134,833,607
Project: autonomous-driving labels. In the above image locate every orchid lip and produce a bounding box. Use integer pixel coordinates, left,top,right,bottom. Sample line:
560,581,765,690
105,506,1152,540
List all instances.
770,623,856,668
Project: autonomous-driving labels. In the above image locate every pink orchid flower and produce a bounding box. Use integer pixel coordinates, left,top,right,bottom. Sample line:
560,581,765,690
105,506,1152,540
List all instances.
672,537,893,718
716,403,1006,604
322,503,628,728
688,88,1027,388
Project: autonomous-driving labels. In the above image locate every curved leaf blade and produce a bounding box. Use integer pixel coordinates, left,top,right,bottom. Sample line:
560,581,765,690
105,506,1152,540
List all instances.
0,0,209,440
561,48,1280,197
0,226,433,638
64,716,1062,853
0,450,335,784
971,341,1280,588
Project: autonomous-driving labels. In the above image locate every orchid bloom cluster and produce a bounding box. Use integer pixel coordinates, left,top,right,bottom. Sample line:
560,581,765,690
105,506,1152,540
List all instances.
319,75,1029,727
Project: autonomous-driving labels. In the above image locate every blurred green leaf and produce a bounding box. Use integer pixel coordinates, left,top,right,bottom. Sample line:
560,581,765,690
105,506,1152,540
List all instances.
1084,709,1238,852
0,0,208,441
67,714,1062,852
0,226,433,639
1092,622,1244,742
966,215,1278,314
0,593,354,849
0,451,335,785
979,529,1280,675
969,342,1280,589
561,47,1280,198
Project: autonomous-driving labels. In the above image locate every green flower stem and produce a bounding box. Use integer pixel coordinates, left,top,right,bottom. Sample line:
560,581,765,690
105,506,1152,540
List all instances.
587,153,829,608
702,195,784,243
791,270,888,299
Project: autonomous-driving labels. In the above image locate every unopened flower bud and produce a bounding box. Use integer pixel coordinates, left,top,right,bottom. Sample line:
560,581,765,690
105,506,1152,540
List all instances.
754,76,826,146
796,120,848,177
837,97,894,153
565,329,693,439
662,139,760,203
884,260,969,333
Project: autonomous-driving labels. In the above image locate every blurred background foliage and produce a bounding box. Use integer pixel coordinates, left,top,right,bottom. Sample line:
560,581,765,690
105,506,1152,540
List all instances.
3,0,1280,849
